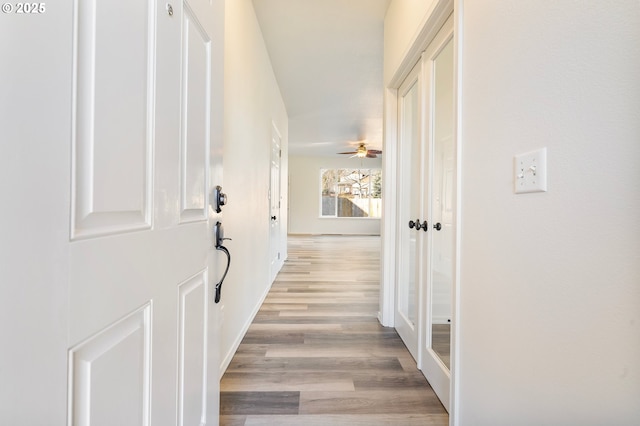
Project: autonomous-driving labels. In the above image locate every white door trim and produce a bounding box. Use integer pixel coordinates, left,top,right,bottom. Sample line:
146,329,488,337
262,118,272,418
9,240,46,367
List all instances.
451,3,463,423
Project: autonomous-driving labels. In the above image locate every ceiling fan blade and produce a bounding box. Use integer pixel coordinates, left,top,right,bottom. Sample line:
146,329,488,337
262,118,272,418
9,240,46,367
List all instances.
368,149,382,154
366,153,378,158
337,151,357,154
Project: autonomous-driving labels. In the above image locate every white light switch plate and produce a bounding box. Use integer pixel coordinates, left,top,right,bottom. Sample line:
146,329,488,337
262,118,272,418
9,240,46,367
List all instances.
514,147,547,194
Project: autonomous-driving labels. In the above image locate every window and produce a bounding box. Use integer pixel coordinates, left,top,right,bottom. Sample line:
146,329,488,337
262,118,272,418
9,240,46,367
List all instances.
320,168,382,218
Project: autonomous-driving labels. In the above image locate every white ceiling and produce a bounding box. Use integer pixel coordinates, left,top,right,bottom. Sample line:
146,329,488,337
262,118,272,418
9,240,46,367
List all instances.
252,0,391,157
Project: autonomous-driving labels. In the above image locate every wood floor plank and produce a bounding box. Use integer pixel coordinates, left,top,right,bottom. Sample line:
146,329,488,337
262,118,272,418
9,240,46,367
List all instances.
258,303,309,311
278,310,377,317
232,344,268,357
220,391,300,415
351,371,434,391
248,323,343,332
241,414,448,425
226,356,404,373
305,302,379,310
220,235,448,423
241,331,305,345
302,331,404,344
251,316,380,325
221,372,355,392
264,344,414,358
299,390,444,415
219,415,247,426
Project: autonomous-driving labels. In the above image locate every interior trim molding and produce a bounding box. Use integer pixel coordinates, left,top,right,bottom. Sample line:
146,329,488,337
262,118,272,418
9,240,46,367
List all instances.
450,2,463,425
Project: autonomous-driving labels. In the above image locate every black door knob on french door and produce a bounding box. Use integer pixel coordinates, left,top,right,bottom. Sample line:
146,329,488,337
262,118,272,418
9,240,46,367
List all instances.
408,220,416,229
271,216,277,220
434,222,442,231
421,221,429,232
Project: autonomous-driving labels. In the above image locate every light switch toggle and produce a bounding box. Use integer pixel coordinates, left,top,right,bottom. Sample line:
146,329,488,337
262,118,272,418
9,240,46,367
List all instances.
514,147,547,194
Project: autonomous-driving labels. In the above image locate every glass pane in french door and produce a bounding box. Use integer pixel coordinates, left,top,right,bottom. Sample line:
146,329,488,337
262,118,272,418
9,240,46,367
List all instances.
430,38,454,369
398,78,420,328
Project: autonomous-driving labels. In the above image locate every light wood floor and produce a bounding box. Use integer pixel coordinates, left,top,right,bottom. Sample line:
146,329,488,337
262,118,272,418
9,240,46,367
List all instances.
220,235,448,425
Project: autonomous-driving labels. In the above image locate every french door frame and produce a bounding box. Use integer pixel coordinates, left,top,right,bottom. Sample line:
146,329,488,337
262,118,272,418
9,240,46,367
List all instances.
380,0,461,423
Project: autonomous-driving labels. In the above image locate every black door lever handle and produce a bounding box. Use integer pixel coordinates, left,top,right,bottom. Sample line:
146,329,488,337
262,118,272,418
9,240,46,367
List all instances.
214,245,231,303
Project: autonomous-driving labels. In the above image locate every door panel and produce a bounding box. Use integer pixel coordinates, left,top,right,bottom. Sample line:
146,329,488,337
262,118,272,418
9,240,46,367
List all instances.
178,271,209,426
69,304,150,426
421,19,455,412
180,7,211,223
72,0,153,238
395,62,422,361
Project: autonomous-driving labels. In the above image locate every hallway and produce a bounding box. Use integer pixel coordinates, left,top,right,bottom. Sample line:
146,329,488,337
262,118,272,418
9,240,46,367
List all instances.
220,235,447,425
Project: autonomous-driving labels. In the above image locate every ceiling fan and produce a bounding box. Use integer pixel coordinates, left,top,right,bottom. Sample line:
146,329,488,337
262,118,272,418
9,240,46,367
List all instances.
337,143,382,158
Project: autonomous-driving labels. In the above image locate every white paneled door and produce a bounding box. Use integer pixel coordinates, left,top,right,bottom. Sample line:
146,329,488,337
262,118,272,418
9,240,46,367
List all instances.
68,0,222,424
3,0,223,424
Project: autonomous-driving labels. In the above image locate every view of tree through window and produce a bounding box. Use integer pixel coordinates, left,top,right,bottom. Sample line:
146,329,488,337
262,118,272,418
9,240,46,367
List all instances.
321,169,382,218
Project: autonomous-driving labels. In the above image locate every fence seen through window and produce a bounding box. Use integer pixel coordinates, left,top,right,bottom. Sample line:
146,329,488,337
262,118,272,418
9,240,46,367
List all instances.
320,168,382,218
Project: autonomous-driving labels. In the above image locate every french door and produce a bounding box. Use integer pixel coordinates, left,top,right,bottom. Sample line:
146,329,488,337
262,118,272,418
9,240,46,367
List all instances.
394,61,423,361
395,15,455,412
420,18,455,412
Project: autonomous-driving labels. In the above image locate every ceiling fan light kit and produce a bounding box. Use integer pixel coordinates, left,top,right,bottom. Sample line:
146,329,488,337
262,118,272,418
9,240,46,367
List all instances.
337,143,382,158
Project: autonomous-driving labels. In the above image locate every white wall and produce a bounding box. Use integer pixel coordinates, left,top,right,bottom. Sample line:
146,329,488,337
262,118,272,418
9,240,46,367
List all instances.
221,0,289,374
384,0,640,424
458,1,640,424
383,0,437,81
289,155,381,235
